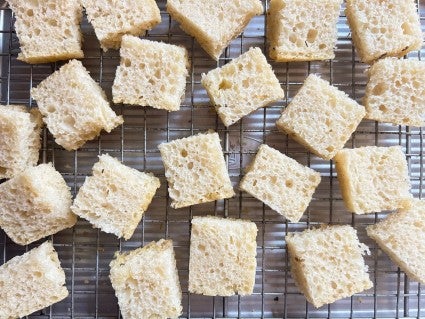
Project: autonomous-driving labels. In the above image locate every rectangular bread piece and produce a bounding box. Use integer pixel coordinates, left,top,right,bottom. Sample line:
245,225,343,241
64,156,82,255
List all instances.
189,216,258,296
201,47,284,126
110,239,182,319
364,57,425,127
286,225,372,308
167,0,263,60
7,0,83,64
112,35,189,111
81,0,160,50
276,74,365,160
334,146,412,214
267,0,343,61
240,144,321,222
158,131,235,208
0,105,42,179
0,163,76,245
0,241,68,318
367,199,425,284
71,154,160,240
345,0,422,64
32,59,123,151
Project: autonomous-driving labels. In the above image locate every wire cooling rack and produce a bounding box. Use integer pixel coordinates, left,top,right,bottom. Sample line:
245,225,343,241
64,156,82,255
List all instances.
0,0,424,318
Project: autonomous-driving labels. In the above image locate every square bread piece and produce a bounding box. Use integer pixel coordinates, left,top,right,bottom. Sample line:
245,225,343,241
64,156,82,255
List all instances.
110,239,182,319
0,163,76,245
71,154,160,240
240,144,321,222
345,0,422,64
334,146,412,214
7,0,83,64
189,216,258,296
201,47,284,127
367,199,425,284
81,0,161,50
267,0,343,62
158,131,235,208
112,35,189,111
276,74,366,160
364,57,425,127
31,59,123,151
286,225,373,308
0,242,68,318
167,0,263,60
0,105,42,179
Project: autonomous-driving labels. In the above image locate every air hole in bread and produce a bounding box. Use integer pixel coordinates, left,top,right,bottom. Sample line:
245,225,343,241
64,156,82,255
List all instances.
219,79,232,90
187,162,194,170
48,19,57,27
372,83,387,95
26,9,33,17
124,58,131,67
307,29,318,43
401,22,414,36
46,105,56,113
285,180,293,188
319,44,327,50
378,104,387,112
181,149,188,157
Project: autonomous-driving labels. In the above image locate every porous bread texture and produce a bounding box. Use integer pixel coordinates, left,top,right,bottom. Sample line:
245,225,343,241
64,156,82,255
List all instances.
7,0,83,64
0,163,76,245
334,146,412,214
81,0,160,50
189,216,258,296
367,199,425,284
0,105,42,179
71,154,160,240
276,74,366,160
0,241,68,319
267,0,342,62
364,57,425,127
201,47,284,127
240,144,321,222
345,0,423,64
166,0,263,60
286,225,373,308
110,239,182,319
31,59,123,151
112,35,189,111
158,131,235,208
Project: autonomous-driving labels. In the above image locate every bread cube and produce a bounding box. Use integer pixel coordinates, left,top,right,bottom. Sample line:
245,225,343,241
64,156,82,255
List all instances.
276,74,365,160
267,0,342,62
189,216,257,296
31,59,123,151
0,242,68,318
0,105,42,179
167,0,263,60
240,144,321,222
0,163,76,245
286,225,372,308
7,0,83,64
367,199,425,284
158,131,235,208
110,239,182,319
334,146,412,214
346,0,422,64
71,154,160,240
201,47,284,126
364,58,425,127
112,36,189,111
82,0,160,50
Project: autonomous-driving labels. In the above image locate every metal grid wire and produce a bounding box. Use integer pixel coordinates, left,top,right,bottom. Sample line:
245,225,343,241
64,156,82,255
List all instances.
0,0,424,318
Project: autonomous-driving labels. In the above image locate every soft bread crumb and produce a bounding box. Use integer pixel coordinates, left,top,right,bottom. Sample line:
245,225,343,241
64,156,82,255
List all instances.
276,74,365,160
286,225,373,308
189,216,258,296
367,199,425,284
158,131,235,208
240,144,321,222
0,241,68,318
0,163,76,245
334,146,412,214
345,0,422,64
71,154,160,240
267,0,342,62
110,239,182,319
201,47,284,126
